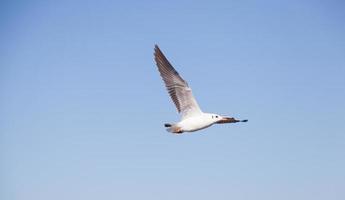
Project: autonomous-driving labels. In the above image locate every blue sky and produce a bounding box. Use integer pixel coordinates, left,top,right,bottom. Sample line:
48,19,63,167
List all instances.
1,0,345,199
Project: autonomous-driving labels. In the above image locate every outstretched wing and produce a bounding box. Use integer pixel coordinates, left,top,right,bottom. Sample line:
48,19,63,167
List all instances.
154,45,202,120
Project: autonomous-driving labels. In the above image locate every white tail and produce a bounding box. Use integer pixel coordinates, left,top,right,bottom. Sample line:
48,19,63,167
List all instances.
164,124,183,134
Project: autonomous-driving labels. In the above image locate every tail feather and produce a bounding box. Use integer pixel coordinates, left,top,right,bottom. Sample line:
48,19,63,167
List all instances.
165,124,183,134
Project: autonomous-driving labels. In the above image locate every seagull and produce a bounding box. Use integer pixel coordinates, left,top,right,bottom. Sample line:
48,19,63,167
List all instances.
154,45,247,134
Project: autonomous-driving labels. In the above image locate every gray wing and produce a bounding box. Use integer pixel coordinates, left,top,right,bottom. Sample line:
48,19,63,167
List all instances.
154,45,202,119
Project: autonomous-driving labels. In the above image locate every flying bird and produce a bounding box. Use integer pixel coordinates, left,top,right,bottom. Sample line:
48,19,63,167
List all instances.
154,45,247,134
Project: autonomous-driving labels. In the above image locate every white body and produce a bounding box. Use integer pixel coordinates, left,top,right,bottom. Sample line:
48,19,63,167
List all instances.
173,113,221,132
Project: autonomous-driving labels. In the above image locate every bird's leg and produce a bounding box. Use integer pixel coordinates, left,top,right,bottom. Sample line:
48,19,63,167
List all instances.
173,127,183,134
176,129,183,134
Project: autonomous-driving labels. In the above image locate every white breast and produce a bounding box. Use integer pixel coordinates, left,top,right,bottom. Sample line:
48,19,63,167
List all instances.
177,114,214,132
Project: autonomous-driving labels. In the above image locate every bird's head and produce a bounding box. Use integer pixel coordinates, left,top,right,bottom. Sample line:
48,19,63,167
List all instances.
208,113,248,124
209,113,231,123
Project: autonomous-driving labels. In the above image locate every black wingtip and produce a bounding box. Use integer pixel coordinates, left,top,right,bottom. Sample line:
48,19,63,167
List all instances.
154,44,161,56
241,119,248,122
164,123,172,127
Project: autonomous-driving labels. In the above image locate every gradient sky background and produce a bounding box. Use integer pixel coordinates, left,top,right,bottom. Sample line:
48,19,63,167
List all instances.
1,0,345,199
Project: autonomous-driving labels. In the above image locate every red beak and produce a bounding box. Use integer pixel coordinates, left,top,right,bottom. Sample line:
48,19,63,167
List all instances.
216,117,248,124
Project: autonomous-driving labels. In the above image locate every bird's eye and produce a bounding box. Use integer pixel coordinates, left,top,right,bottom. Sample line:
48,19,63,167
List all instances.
216,116,218,118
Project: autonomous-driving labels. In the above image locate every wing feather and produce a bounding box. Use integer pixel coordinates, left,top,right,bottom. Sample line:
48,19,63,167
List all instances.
154,45,202,119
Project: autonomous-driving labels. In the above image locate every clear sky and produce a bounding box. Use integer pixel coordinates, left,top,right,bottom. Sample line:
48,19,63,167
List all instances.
1,0,345,199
